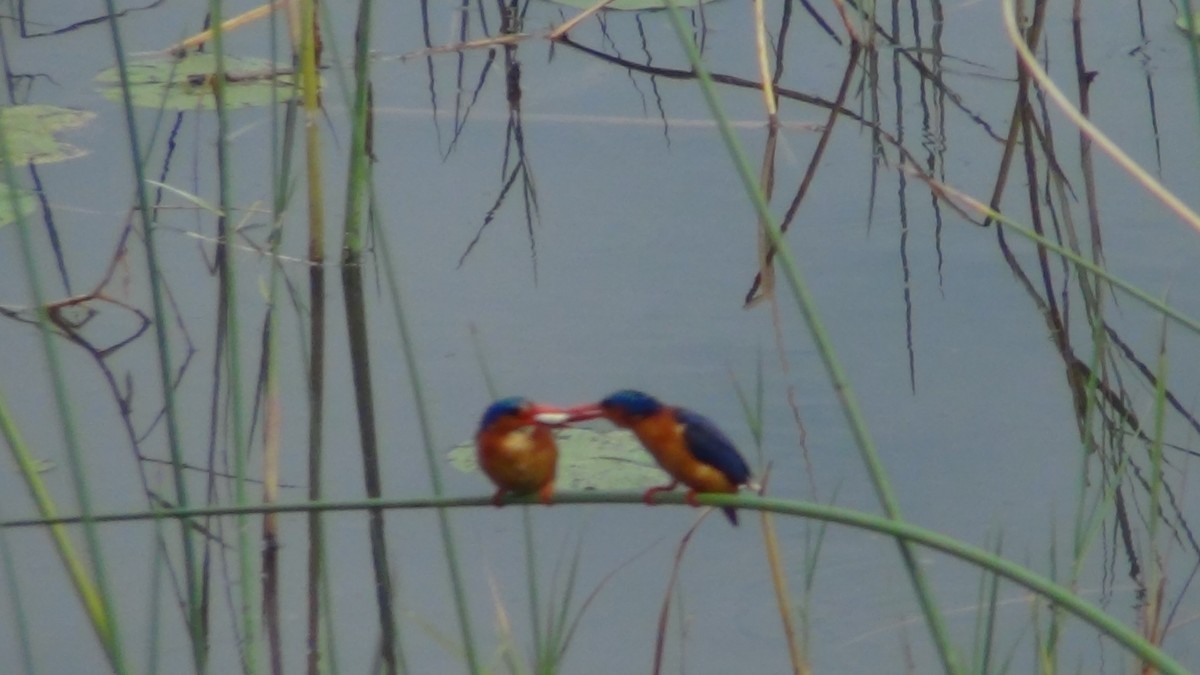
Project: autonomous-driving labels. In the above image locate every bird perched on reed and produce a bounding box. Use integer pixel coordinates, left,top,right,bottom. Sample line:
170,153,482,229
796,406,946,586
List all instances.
475,397,569,506
563,390,753,525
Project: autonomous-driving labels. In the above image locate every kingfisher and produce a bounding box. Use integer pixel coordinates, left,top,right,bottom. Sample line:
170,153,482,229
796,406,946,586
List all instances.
563,390,753,525
475,397,570,506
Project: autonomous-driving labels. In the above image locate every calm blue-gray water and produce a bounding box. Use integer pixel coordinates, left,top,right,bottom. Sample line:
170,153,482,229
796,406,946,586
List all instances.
2,0,1200,672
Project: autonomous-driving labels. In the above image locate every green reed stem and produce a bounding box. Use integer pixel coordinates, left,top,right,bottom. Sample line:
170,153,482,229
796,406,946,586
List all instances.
100,1,202,668
0,491,40,675
1145,320,1169,640
371,186,481,673
206,3,257,672
341,0,372,255
522,506,544,670
261,6,295,672
355,7,477,662
145,514,167,675
341,1,405,671
732,365,808,674
471,330,543,671
969,535,1002,675
543,541,584,672
1178,0,1200,136
1,95,128,675
294,0,332,671
11,491,1185,674
656,3,960,672
964,200,1200,336
1,382,111,668
1071,296,1106,564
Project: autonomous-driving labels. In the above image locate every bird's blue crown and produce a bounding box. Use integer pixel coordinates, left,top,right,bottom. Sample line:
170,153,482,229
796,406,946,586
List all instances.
479,396,529,430
601,389,662,416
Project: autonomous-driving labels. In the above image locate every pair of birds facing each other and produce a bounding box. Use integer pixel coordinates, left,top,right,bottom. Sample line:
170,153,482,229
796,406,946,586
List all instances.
474,390,754,525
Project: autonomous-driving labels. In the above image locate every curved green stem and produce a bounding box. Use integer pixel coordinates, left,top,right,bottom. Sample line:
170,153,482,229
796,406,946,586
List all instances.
3,492,1186,675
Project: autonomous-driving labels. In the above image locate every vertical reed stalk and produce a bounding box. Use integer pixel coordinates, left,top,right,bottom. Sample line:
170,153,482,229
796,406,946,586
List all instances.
0,510,35,674
341,0,403,671
1,89,129,675
656,1,961,671
1144,325,1169,650
261,5,300,673
101,0,203,667
0,389,117,669
371,182,482,672
207,2,258,671
294,0,331,670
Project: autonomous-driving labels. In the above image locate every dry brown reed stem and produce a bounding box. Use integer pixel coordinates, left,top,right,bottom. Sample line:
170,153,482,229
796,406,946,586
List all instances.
753,0,777,118
296,0,328,672
1070,0,1104,274
397,33,530,61
262,380,283,675
1001,0,1200,234
906,169,1006,227
981,0,1049,228
163,0,288,55
757,472,810,675
547,0,622,40
750,0,778,306
744,42,862,306
283,0,302,50
827,0,862,45
653,515,706,675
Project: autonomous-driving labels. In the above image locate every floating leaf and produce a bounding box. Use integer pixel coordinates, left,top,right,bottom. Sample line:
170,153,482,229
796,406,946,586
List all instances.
95,54,302,110
1177,11,1200,36
0,105,94,165
0,187,37,228
547,0,715,11
448,426,667,491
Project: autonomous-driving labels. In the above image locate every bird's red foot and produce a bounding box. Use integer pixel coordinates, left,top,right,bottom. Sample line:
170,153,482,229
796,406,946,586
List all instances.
642,482,679,505
491,490,506,508
536,482,555,506
684,490,701,508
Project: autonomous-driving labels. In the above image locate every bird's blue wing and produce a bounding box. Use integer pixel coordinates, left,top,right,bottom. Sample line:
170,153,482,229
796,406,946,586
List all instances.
677,408,751,484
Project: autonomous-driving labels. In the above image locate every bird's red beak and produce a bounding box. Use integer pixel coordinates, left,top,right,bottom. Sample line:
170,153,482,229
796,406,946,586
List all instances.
528,404,572,426
557,403,606,423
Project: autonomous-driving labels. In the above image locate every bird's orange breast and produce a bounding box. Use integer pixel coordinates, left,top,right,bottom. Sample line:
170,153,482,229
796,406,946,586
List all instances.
476,425,557,494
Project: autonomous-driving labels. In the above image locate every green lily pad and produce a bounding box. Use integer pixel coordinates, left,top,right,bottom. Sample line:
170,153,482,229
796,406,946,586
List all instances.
0,105,94,165
448,426,668,491
95,54,301,110
0,186,37,228
546,0,715,11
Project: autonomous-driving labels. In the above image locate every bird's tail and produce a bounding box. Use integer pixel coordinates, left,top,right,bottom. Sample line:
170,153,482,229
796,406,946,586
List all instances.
722,506,739,526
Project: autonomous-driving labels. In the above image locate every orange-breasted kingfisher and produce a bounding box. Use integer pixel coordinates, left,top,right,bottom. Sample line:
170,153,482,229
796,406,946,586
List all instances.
475,397,570,506
564,390,753,525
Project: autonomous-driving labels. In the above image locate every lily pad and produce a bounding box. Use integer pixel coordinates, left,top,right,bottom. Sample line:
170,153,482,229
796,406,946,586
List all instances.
0,105,94,165
448,426,668,492
547,0,715,11
95,54,301,110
